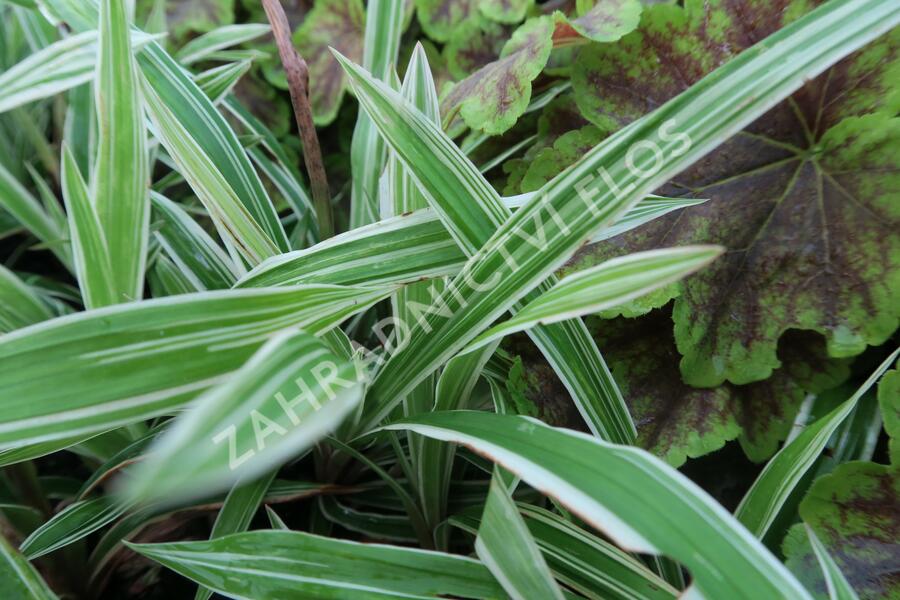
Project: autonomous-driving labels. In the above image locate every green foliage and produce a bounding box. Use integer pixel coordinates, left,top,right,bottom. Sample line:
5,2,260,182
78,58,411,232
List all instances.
572,0,900,387
0,0,897,598
293,0,365,125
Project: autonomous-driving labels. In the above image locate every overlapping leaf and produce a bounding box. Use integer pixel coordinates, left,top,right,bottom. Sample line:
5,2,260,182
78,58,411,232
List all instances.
442,0,642,134
359,0,900,435
385,411,811,599
126,330,366,503
293,0,365,125
589,309,852,465
0,285,388,449
571,0,900,387
130,530,506,599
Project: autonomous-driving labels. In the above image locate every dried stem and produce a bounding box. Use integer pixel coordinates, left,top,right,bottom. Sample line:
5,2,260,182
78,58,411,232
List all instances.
261,0,334,239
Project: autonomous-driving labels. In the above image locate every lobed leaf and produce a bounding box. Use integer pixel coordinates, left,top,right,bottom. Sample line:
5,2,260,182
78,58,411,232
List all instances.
571,0,900,387
293,0,365,125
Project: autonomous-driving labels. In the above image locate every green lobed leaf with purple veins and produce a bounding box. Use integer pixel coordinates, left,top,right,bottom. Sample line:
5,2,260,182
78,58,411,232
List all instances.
587,307,850,465
571,0,900,387
784,459,899,600
442,0,642,134
444,18,513,80
293,0,365,125
415,0,478,42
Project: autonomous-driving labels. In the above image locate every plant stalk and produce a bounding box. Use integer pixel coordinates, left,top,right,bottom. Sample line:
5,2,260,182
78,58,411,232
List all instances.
261,0,334,239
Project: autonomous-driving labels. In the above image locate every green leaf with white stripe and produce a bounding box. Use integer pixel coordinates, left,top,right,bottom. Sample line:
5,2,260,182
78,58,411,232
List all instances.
138,71,280,266
349,0,405,228
517,504,677,600
237,194,704,288
94,0,150,305
64,83,96,179
151,192,240,290
476,471,565,600
125,329,367,504
0,265,54,332
223,94,316,244
0,284,390,449
336,49,635,442
318,496,418,543
194,60,252,105
734,348,899,539
465,246,722,353
452,502,678,599
195,471,277,600
0,535,57,600
128,530,506,599
20,496,126,559
0,29,156,115
384,411,811,599
349,0,900,434
61,146,117,308
806,525,860,600
175,23,270,65
0,162,70,270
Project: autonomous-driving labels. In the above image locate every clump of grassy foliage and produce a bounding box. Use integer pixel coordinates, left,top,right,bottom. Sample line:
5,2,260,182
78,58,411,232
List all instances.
0,0,897,598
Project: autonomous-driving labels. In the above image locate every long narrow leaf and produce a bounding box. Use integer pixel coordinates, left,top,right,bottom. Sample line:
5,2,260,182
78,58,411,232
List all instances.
0,535,57,599
0,265,54,332
0,284,390,448
465,246,721,353
383,411,811,599
476,472,564,600
151,192,240,290
238,194,703,288
0,162,70,269
355,0,900,430
129,530,506,599
175,23,270,65
348,0,405,228
734,348,899,538
126,330,367,503
20,496,126,559
805,525,860,600
517,504,677,600
139,72,280,265
60,146,116,308
195,471,277,600
0,29,155,114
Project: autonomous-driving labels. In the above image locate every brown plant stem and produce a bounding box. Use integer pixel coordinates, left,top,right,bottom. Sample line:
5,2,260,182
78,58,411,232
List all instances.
261,0,334,239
